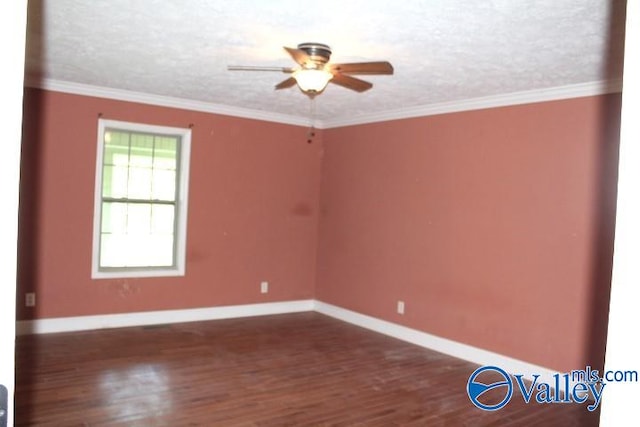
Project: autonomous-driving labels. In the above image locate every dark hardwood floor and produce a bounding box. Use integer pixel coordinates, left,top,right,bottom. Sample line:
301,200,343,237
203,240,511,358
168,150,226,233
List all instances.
15,312,599,426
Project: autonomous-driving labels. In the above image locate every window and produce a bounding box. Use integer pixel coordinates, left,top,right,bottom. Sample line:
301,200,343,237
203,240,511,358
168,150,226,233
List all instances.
92,119,191,278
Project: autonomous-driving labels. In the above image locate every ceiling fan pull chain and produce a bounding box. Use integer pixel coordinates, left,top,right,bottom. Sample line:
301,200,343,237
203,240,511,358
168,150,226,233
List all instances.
307,97,316,143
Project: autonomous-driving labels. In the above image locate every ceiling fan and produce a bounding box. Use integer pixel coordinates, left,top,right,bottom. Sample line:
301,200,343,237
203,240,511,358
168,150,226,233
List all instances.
228,43,393,96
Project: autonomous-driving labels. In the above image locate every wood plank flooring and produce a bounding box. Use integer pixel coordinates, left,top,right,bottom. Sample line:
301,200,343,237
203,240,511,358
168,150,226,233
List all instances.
15,312,599,426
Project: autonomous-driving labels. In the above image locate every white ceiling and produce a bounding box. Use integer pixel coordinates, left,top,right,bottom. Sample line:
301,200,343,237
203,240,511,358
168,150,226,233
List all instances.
24,0,626,127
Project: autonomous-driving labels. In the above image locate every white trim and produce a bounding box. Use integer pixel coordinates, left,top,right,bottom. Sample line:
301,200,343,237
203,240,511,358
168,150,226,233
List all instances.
16,298,590,392
321,80,624,128
18,298,563,384
314,301,560,383
15,300,315,335
24,77,311,128
25,77,622,130
91,119,191,279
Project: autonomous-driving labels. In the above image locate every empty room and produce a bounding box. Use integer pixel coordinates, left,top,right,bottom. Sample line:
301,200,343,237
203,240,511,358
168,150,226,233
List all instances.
3,0,640,425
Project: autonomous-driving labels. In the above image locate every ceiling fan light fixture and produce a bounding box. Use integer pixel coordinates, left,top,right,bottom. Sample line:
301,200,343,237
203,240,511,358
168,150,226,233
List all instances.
229,43,393,95
293,68,333,93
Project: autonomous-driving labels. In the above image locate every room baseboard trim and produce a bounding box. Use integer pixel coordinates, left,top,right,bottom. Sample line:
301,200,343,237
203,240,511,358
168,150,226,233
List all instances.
313,301,561,383
15,299,315,335
16,299,565,383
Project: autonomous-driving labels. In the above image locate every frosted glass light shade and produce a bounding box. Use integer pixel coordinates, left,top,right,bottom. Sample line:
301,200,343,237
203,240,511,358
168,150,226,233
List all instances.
293,69,333,92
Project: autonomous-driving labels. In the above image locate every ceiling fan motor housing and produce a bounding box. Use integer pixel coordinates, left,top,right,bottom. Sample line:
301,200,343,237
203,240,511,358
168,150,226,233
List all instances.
298,43,332,67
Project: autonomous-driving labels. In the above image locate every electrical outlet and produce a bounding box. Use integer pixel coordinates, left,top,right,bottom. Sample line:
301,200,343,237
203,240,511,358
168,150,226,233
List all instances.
260,281,269,294
25,292,36,307
397,300,405,315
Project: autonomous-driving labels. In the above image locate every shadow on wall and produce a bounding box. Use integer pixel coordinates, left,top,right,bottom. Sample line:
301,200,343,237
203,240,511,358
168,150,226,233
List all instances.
15,0,48,421
584,0,627,372
17,0,47,319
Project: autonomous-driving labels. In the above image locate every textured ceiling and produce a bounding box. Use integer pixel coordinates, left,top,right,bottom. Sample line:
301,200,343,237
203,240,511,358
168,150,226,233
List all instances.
24,0,626,125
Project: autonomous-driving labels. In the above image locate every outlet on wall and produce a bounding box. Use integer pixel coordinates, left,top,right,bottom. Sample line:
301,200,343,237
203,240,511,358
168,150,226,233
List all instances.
260,281,269,294
25,292,36,307
397,300,405,315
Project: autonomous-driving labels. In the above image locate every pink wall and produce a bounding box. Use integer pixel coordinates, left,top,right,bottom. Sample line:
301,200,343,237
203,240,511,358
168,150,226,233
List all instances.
315,95,621,372
17,88,322,320
18,88,621,372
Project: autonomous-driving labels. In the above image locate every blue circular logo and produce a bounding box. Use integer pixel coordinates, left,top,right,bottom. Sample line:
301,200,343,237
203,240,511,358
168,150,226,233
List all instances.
467,366,513,411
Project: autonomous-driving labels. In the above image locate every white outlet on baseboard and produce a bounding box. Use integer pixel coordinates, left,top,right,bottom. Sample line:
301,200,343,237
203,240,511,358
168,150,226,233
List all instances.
260,281,269,294
25,292,36,307
397,300,405,315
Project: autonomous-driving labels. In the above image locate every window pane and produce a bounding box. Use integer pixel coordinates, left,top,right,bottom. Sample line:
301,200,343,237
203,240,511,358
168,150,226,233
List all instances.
130,134,154,167
100,233,126,267
102,165,129,198
104,132,130,167
154,137,178,171
128,234,174,266
101,202,127,234
151,204,175,234
152,169,176,201
127,167,153,199
99,202,175,268
154,155,176,170
100,233,174,267
126,203,152,234
125,234,173,267
154,137,178,170
103,147,129,167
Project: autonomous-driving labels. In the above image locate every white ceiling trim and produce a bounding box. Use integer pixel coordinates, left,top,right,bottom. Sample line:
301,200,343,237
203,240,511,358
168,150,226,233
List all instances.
25,77,622,130
321,79,624,128
24,77,311,128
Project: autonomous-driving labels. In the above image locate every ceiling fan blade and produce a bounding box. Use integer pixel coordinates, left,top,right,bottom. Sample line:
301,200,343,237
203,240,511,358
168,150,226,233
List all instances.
329,61,394,75
284,46,311,66
275,77,297,90
330,73,373,92
228,65,295,73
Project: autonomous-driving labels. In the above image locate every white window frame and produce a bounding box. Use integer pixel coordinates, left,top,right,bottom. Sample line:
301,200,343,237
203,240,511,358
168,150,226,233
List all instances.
91,119,191,279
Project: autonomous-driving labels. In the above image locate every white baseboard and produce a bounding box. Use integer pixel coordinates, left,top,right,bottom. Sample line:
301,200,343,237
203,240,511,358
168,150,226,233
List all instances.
15,299,314,335
15,298,562,383
313,301,561,383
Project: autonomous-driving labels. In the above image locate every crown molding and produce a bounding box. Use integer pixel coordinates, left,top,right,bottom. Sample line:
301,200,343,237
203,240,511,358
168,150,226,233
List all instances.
25,77,622,130
321,79,624,129
24,77,312,128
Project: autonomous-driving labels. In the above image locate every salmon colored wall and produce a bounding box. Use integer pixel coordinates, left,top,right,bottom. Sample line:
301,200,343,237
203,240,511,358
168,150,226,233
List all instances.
18,88,621,373
315,95,621,372
17,88,322,320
